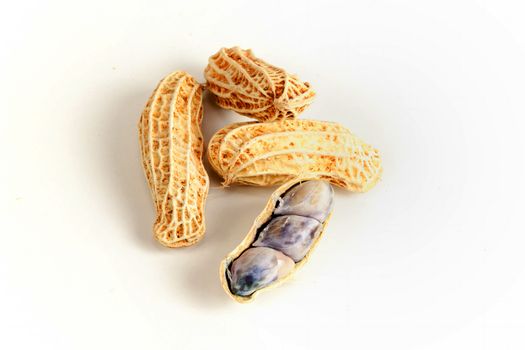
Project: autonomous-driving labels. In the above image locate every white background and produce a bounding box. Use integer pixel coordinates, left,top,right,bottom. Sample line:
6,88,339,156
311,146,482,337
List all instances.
1,1,524,349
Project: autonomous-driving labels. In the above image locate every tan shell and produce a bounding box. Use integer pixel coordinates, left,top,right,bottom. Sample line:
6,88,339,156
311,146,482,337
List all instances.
204,47,315,122
219,178,332,303
207,119,382,192
138,71,209,247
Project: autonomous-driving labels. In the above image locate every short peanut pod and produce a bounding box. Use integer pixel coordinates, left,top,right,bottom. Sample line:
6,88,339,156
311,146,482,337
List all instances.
204,47,315,122
221,179,334,303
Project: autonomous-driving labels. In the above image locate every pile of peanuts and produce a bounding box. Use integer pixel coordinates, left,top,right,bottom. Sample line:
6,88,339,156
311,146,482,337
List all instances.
138,47,382,302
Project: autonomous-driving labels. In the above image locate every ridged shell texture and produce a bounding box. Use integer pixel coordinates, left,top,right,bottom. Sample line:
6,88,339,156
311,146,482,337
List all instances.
208,119,382,192
138,71,209,247
205,47,315,122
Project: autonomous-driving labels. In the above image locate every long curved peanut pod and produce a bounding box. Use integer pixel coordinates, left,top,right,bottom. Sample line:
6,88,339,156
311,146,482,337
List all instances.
138,71,209,247
207,120,382,192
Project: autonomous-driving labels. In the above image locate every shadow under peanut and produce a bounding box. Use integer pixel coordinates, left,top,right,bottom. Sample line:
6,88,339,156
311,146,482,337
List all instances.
97,86,164,252
96,69,272,305
181,186,273,308
98,64,209,252
178,90,273,307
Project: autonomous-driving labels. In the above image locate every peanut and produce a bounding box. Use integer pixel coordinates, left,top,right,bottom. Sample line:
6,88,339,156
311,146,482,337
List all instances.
138,71,209,247
204,47,315,122
207,119,382,192
221,179,334,302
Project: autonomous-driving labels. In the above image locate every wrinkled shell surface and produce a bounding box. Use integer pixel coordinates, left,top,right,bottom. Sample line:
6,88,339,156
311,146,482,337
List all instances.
220,178,333,303
207,119,382,192
204,47,315,122
138,71,209,247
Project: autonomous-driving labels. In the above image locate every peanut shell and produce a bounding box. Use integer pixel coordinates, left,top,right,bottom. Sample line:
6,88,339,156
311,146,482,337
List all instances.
204,47,315,122
207,120,382,192
138,71,209,247
220,178,332,303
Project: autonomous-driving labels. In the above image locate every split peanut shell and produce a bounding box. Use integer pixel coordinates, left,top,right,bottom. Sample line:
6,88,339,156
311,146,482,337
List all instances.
220,178,333,303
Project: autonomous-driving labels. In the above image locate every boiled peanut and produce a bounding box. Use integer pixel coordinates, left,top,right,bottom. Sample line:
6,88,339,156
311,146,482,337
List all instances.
221,179,334,302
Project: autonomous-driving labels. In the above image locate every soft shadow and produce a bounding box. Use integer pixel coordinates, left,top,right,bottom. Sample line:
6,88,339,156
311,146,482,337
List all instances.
181,186,273,308
96,67,273,304
177,88,271,307
97,64,213,252
99,86,164,252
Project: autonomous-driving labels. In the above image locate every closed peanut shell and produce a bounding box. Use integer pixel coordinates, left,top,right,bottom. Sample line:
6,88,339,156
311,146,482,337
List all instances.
204,47,315,122
207,120,382,192
138,71,209,247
